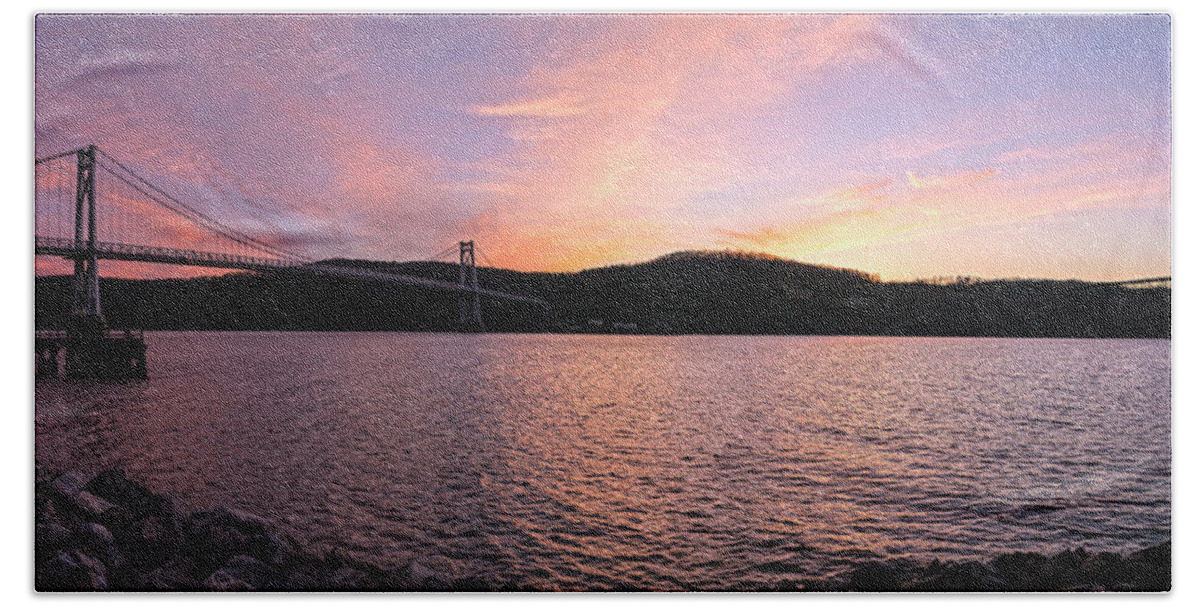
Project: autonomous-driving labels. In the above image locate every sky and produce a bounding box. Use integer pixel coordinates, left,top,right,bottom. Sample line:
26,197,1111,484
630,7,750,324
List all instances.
33,13,1171,281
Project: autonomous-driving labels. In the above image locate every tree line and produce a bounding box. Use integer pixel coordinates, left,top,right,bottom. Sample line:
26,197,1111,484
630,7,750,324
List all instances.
35,250,1169,338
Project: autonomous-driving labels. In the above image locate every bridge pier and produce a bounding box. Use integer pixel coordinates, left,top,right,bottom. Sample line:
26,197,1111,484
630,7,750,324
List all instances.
67,318,147,381
35,336,64,380
36,321,147,382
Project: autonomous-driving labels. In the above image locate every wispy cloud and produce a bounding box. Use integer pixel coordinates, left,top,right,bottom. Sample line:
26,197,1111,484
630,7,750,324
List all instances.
456,14,899,270
34,14,1171,281
471,93,588,118
906,167,997,189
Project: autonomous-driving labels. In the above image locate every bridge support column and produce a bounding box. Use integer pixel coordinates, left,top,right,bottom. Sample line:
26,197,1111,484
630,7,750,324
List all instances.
47,145,146,381
458,240,484,332
71,145,103,325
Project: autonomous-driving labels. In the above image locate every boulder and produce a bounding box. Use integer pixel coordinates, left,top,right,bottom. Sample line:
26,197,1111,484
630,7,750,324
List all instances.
35,461,52,485
1125,542,1171,591
1079,551,1125,589
51,472,94,499
78,521,114,549
126,515,183,569
264,532,297,567
844,559,913,591
39,550,107,591
184,508,273,568
35,523,74,556
220,555,272,589
136,566,195,591
73,491,117,519
282,569,322,591
990,551,1050,590
325,566,371,590
909,560,1005,591
85,469,172,520
1045,548,1089,589
203,569,254,591
76,522,125,570
404,561,453,591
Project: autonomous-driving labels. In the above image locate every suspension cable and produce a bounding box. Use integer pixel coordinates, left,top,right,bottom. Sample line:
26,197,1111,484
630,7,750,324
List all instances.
94,150,294,256
93,162,297,260
34,148,82,165
38,145,314,263
477,248,496,269
429,244,460,261
92,151,309,262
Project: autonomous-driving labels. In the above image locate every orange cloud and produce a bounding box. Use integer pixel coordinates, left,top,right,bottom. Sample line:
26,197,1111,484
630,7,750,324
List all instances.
710,127,1170,273
713,178,920,256
458,15,893,271
716,206,924,257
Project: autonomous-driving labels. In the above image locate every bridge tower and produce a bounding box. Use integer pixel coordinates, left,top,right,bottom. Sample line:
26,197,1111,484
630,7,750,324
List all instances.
48,144,146,380
458,240,484,332
70,145,103,329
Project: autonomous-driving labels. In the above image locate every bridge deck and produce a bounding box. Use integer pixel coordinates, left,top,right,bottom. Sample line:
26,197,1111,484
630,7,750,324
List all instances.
35,237,548,307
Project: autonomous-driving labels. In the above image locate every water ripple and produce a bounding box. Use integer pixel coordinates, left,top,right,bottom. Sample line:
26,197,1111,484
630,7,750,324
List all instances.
35,333,1170,589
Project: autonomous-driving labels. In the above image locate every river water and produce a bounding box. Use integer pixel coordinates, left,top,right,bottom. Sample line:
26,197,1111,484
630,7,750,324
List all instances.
34,332,1171,590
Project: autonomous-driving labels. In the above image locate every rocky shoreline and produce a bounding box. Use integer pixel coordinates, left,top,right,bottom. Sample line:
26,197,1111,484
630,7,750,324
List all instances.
35,465,473,591
35,464,1170,592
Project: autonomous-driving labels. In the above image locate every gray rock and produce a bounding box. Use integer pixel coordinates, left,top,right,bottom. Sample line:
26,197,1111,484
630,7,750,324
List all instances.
226,508,272,532
136,567,189,591
85,469,173,520
51,472,93,499
203,568,255,591
221,555,271,589
264,532,296,567
406,562,452,591
325,566,370,590
185,507,279,565
383,567,413,589
845,560,909,591
128,515,182,568
156,493,180,521
991,551,1050,589
191,524,249,566
35,523,73,555
41,550,107,591
921,561,1006,591
102,546,126,571
73,491,117,519
282,570,321,591
191,507,271,536
78,521,114,549
76,522,125,569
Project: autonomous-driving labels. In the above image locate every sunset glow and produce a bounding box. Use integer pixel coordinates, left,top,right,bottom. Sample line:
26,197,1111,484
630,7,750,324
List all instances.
34,13,1171,281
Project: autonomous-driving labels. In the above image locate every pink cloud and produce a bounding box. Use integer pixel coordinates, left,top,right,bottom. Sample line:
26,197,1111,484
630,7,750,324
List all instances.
34,15,1170,282
36,15,474,268
457,15,895,271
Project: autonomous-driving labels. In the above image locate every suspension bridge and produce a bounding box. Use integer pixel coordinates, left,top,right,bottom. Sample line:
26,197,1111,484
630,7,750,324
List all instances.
34,145,548,379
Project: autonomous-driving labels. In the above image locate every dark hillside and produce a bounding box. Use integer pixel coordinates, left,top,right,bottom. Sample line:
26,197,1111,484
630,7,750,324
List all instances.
34,250,1169,338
